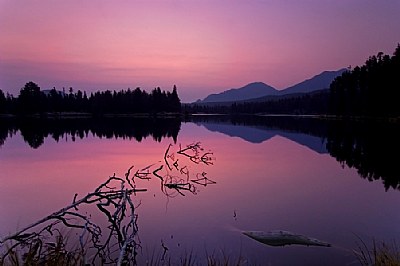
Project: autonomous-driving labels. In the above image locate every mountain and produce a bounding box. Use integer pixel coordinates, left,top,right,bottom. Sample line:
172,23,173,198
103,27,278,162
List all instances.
195,68,346,104
200,82,278,103
278,69,347,95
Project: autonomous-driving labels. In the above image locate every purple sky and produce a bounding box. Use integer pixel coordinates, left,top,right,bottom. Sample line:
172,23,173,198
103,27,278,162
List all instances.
1,0,399,102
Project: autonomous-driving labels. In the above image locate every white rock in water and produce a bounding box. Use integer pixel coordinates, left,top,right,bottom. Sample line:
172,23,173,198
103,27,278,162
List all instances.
242,230,331,247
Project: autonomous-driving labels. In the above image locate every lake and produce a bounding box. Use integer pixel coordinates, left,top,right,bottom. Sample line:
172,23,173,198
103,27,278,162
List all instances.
1,116,399,265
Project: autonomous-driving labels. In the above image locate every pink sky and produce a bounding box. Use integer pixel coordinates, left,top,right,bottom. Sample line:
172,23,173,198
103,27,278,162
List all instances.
1,0,399,102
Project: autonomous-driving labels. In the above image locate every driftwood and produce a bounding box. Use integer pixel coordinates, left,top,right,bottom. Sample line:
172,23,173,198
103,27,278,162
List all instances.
0,142,216,265
242,230,331,247
1,174,145,265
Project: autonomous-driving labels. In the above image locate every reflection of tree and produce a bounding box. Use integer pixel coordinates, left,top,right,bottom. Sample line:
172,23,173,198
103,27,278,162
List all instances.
0,129,7,147
326,120,400,191
3,115,399,191
18,120,47,149
0,119,17,147
0,117,181,149
188,115,400,191
187,115,330,139
0,143,215,265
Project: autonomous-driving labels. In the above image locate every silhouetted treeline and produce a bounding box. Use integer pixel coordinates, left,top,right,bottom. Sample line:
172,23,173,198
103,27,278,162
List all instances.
0,117,180,149
329,44,400,117
232,90,329,115
0,83,181,115
2,46,399,117
183,90,329,115
185,44,400,116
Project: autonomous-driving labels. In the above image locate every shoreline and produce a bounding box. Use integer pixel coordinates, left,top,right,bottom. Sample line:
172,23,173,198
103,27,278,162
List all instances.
0,112,182,119
1,112,399,123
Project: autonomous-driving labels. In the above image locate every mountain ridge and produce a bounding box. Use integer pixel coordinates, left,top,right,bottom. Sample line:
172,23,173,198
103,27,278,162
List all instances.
201,82,278,103
280,69,347,95
195,68,346,104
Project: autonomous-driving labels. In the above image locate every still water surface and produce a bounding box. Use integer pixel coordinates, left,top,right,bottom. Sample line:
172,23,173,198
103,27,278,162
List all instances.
1,116,399,265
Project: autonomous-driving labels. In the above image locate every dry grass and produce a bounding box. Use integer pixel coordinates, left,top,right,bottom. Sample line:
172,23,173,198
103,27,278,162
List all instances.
1,234,86,266
354,236,400,266
1,242,250,266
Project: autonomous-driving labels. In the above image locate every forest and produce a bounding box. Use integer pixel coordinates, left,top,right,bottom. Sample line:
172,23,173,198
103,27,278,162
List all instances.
329,44,400,116
183,89,330,115
0,84,181,115
1,44,399,117
185,44,400,117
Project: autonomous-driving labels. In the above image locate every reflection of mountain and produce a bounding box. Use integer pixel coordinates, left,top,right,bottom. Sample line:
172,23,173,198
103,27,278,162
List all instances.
0,117,181,149
199,122,276,143
2,115,400,191
188,115,400,191
279,131,327,154
199,122,327,153
191,115,329,154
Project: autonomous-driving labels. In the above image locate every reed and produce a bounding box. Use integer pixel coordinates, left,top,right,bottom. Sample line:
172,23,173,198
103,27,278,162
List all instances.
1,242,248,266
354,236,400,266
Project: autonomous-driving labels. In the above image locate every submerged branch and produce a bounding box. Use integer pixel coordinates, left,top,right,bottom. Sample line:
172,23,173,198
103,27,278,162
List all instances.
0,142,216,265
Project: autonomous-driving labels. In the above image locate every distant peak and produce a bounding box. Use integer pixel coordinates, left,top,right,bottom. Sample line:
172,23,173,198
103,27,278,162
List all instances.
200,82,278,103
248,81,266,85
196,68,346,104
244,81,271,87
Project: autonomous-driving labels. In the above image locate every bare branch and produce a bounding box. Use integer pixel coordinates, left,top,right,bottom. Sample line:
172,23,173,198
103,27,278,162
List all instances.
1,142,215,265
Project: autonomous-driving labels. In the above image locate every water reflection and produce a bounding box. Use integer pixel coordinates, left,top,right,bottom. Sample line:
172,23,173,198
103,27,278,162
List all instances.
187,115,400,191
1,115,399,190
0,117,181,148
326,119,400,191
188,115,328,153
0,142,215,265
1,116,399,265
